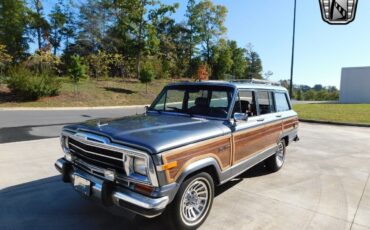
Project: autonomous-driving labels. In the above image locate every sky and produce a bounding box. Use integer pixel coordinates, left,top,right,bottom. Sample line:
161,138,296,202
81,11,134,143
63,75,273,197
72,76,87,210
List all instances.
41,0,370,88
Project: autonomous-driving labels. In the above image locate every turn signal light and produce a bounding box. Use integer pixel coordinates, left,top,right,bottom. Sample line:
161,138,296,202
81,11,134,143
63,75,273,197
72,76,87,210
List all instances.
160,161,177,171
134,183,154,195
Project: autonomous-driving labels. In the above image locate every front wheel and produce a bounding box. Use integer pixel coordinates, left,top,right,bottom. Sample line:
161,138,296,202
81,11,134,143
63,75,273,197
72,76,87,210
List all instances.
167,172,214,230
265,140,286,172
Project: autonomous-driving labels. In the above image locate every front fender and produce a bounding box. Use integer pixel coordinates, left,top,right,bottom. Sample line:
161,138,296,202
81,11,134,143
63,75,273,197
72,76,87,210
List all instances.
175,157,222,185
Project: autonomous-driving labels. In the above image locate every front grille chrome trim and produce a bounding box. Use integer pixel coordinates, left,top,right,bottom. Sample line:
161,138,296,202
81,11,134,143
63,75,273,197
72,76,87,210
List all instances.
61,130,159,187
69,142,123,162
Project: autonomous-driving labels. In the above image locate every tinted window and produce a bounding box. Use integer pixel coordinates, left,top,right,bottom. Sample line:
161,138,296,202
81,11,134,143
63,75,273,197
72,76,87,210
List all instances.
275,92,290,112
257,91,274,115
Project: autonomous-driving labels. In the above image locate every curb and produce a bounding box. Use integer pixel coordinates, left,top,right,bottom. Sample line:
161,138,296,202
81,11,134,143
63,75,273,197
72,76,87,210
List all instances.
299,119,370,128
0,105,148,111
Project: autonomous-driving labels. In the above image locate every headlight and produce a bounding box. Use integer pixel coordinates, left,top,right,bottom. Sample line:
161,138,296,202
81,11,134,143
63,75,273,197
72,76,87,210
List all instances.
134,157,147,176
60,135,69,153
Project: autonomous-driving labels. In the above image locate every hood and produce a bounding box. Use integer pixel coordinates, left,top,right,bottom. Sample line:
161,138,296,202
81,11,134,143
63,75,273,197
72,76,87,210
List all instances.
63,113,230,154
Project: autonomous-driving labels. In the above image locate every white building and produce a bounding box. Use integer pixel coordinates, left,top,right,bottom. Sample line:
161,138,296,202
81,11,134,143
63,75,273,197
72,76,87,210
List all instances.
340,67,370,103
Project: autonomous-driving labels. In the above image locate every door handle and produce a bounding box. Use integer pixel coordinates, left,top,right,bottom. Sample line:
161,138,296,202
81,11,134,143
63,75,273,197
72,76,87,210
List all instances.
276,115,282,118
257,118,265,122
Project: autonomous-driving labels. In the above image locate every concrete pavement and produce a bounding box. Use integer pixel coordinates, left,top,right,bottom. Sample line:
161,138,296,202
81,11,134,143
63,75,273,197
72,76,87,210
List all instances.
0,123,370,229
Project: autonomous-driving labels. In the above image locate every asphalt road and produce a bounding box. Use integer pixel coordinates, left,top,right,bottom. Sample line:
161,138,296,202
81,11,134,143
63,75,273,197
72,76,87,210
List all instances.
0,100,327,144
0,107,145,143
1,123,370,230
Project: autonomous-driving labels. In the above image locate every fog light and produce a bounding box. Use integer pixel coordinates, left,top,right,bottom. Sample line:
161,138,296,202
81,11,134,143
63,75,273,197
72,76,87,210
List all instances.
65,152,75,162
104,169,116,181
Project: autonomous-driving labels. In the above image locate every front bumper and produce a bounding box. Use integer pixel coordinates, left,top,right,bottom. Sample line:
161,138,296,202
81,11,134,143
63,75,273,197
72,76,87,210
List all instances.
55,158,169,218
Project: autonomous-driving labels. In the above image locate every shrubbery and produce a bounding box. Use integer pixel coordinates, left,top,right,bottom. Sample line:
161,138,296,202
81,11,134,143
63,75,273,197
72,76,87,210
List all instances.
140,66,155,93
294,89,339,101
6,66,61,99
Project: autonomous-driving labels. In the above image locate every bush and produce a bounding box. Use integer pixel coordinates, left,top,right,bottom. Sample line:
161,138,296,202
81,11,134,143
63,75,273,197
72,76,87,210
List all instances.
68,55,87,84
140,66,155,93
6,66,61,99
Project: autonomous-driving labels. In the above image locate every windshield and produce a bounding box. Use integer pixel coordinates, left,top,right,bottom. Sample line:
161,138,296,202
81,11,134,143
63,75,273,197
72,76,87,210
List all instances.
149,85,235,119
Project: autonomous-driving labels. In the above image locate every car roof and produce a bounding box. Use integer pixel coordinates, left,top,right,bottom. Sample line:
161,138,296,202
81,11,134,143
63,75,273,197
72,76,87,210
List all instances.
167,80,288,92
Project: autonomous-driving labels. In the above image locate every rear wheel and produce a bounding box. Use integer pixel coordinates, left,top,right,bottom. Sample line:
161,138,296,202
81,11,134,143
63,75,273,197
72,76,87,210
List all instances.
167,172,214,230
266,140,286,172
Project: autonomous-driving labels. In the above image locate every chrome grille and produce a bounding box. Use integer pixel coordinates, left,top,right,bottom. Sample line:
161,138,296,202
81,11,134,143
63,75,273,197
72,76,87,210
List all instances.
68,136,125,173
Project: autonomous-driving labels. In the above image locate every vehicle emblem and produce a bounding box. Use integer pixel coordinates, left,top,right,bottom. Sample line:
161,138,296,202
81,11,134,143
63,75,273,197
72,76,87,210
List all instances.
96,120,108,128
319,0,358,25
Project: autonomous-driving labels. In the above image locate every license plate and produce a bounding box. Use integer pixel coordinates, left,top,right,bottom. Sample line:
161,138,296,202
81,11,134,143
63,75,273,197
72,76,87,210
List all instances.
73,175,91,196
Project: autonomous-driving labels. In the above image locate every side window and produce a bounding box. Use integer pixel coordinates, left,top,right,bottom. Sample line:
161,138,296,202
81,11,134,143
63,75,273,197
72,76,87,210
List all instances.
274,92,291,112
257,91,274,115
233,90,257,117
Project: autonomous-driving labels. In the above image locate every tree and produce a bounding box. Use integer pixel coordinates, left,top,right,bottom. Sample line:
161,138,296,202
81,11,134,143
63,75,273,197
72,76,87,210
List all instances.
49,0,67,55
61,0,76,52
0,44,12,74
110,0,153,79
210,39,232,80
170,23,192,77
196,63,209,81
245,44,263,79
148,2,180,78
0,0,29,61
185,0,199,64
295,89,302,101
86,50,111,79
76,0,109,54
228,40,247,79
139,66,154,93
26,50,61,74
313,84,323,91
68,55,87,94
28,0,50,51
193,0,227,65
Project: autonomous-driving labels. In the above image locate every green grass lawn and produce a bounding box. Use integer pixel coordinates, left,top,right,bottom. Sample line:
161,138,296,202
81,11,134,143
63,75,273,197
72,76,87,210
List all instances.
293,104,370,125
0,78,178,107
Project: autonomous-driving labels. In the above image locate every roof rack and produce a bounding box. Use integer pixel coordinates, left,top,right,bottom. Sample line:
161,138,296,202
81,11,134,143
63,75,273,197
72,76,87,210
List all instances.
229,78,281,86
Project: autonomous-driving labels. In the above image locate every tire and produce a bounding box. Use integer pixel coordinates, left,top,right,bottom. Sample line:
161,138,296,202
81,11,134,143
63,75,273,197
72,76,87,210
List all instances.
167,172,214,230
265,140,286,172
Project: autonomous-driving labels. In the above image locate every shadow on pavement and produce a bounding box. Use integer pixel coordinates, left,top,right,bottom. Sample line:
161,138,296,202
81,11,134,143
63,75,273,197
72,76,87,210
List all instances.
215,161,271,197
0,176,164,230
0,163,272,230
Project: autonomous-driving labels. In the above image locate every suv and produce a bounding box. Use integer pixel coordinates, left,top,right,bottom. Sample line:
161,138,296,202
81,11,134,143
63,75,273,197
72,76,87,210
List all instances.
55,80,299,229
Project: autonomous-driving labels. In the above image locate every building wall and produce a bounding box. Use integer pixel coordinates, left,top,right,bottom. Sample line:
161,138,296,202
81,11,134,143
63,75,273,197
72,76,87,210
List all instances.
340,67,370,103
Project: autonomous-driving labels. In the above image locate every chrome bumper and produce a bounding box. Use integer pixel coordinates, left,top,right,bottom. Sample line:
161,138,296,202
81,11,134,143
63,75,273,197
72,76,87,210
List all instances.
55,158,169,218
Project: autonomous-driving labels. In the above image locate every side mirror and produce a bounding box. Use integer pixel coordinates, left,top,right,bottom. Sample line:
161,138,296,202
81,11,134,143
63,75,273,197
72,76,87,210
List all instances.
144,106,149,112
234,113,248,122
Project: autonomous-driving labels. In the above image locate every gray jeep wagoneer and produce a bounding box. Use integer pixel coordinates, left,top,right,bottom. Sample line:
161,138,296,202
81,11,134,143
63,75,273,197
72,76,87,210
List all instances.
55,79,299,229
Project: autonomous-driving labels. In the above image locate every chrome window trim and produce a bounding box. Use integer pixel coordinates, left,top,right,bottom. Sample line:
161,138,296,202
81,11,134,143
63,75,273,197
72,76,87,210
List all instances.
61,131,159,187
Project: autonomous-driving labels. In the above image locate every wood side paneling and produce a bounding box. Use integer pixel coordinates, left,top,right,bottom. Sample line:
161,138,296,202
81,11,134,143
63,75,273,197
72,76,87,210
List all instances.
161,116,298,183
162,136,232,183
233,121,282,163
283,117,299,132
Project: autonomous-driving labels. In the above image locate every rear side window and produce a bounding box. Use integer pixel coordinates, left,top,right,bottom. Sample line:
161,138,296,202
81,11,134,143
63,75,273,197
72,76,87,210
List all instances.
257,91,274,115
274,92,291,112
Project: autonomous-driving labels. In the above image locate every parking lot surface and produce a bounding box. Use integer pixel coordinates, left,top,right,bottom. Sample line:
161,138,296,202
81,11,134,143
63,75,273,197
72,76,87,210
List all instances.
0,123,369,230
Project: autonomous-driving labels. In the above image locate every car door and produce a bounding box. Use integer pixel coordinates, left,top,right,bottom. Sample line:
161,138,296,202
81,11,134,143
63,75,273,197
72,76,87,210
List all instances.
232,90,282,165
274,91,299,140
